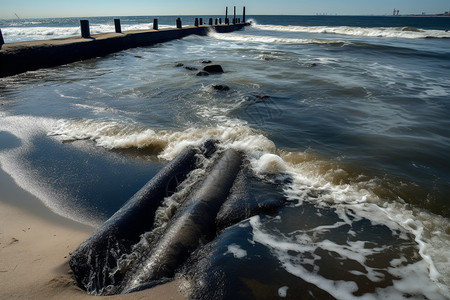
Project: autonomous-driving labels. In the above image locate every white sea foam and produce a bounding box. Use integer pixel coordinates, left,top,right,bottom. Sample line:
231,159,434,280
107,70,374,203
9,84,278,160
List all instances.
253,24,450,39
2,23,174,43
250,213,447,299
0,114,100,225
225,244,247,259
208,31,347,45
265,151,450,298
48,118,276,161
278,286,289,297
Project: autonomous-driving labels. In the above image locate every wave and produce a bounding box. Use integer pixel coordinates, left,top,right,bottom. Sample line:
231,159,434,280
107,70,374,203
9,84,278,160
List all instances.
253,24,450,39
48,118,275,160
0,114,101,226
208,31,347,45
1,23,174,43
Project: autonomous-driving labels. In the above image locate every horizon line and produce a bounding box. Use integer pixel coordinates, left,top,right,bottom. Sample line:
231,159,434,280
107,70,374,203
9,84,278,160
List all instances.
2,13,449,20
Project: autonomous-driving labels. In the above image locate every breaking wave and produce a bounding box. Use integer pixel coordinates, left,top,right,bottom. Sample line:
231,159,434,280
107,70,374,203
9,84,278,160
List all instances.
208,31,347,45
253,24,450,39
1,23,174,43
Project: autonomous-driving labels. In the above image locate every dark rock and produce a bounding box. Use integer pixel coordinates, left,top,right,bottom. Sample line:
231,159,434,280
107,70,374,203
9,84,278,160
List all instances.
254,95,270,100
185,66,198,71
175,63,184,67
202,64,224,74
196,71,210,76
211,84,230,91
202,60,212,64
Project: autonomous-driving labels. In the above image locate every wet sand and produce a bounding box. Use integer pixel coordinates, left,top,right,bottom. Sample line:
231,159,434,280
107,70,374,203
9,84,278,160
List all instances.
0,169,187,299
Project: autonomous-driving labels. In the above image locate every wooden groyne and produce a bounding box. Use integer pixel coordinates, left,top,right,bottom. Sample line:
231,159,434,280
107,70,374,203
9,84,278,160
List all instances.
0,10,249,78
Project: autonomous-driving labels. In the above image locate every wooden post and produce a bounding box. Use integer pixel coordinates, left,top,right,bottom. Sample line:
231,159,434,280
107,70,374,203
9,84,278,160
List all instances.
209,18,213,25
0,29,4,48
80,20,90,38
226,7,228,19
199,18,203,25
243,6,246,23
225,18,229,25
114,19,121,33
176,18,182,29
195,18,199,27
234,6,236,24
219,18,222,24
215,18,218,25
153,18,158,30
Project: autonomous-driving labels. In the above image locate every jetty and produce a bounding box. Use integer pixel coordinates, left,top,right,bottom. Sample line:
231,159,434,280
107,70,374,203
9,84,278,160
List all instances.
0,8,248,78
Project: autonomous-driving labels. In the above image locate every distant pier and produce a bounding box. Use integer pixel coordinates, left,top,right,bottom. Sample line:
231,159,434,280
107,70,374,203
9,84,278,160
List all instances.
0,11,248,78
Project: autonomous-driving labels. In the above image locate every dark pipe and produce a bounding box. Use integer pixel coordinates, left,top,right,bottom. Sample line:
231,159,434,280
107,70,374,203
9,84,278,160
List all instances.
69,142,215,294
121,149,243,293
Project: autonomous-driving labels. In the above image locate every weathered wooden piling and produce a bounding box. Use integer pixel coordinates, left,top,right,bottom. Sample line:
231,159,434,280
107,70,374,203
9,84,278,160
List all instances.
176,17,182,29
200,18,203,25
243,6,246,23
209,18,213,25
0,29,4,49
80,20,90,38
114,19,121,33
195,18,199,27
220,18,222,24
226,18,230,25
234,6,236,24
226,7,228,19
153,18,158,30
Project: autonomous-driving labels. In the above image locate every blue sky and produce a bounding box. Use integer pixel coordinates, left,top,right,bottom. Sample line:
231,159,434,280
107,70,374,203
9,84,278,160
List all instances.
0,0,449,19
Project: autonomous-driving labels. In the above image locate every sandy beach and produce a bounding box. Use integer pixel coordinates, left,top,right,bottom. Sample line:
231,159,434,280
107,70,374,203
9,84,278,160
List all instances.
0,169,187,300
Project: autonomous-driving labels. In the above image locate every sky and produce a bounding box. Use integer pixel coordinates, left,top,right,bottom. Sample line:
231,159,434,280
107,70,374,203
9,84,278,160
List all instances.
0,0,449,19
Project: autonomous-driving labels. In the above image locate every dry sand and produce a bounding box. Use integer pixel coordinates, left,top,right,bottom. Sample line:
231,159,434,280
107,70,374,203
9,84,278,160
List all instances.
0,170,187,300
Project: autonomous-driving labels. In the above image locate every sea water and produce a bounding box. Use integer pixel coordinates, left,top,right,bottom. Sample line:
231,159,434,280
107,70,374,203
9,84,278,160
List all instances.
0,15,449,298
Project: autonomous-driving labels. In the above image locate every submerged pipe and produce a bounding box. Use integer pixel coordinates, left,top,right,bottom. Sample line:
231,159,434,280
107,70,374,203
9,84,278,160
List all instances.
69,142,216,294
121,149,243,293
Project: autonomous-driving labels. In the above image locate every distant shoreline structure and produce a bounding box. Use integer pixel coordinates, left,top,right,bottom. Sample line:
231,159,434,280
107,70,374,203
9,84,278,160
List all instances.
394,14,450,17
391,9,450,17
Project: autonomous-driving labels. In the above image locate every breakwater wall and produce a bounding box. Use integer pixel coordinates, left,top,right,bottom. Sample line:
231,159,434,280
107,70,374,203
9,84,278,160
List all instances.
0,14,248,78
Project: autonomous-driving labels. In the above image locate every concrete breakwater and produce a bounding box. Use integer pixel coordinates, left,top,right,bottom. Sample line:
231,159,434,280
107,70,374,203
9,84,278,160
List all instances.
0,18,248,78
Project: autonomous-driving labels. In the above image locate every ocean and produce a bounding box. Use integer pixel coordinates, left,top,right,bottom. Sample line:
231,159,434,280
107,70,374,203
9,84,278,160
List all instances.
0,15,449,299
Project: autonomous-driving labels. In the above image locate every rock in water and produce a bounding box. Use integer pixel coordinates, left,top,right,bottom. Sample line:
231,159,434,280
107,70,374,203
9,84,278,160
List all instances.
203,64,224,74
196,71,210,76
211,84,230,91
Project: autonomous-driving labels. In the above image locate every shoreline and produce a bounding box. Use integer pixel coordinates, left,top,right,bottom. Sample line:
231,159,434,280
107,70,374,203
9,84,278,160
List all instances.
0,168,187,299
